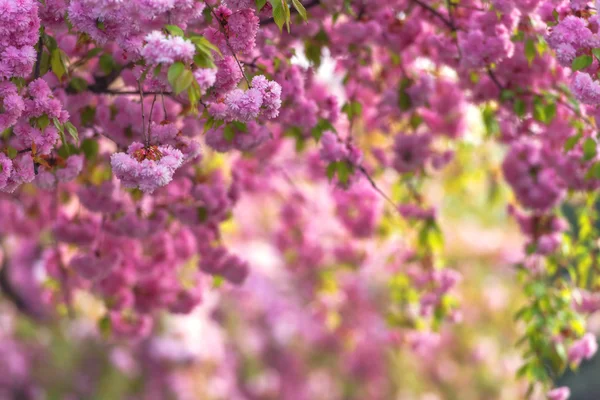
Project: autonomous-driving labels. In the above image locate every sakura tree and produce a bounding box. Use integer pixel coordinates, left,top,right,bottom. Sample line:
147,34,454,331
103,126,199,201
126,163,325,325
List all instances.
1,0,600,398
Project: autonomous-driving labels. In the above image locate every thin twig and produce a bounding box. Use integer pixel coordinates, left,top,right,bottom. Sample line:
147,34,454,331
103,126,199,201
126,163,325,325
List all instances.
148,94,158,146
522,89,596,127
0,241,42,319
34,36,44,79
412,0,456,30
88,89,172,96
204,1,252,87
161,91,168,119
358,165,402,215
487,68,505,91
487,67,596,128
446,0,456,27
445,0,462,59
454,4,485,11
138,82,147,145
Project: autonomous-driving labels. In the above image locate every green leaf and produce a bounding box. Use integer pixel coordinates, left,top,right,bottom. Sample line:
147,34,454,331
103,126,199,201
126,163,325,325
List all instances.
212,275,225,288
410,114,423,130
139,68,150,83
57,129,69,154
165,24,185,37
197,207,208,222
512,30,525,42
572,54,593,71
223,125,236,142
50,49,67,80
525,39,536,65
469,71,479,83
481,106,499,137
500,89,515,101
342,100,362,120
68,77,88,93
565,132,582,151
187,81,201,110
311,118,335,141
326,162,337,181
194,53,215,69
43,34,58,52
99,54,116,75
304,29,328,67
203,116,215,134
81,138,99,160
52,117,63,133
587,162,600,180
37,115,50,130
85,48,103,58
552,8,559,22
583,137,597,161
52,118,67,153
190,35,222,57
39,51,50,76
516,363,530,379
270,0,290,32
336,161,353,185
343,0,354,15
351,100,362,118
545,102,557,123
5,147,17,159
231,121,248,132
592,49,600,62
284,126,305,151
418,221,444,253
64,121,79,145
256,0,268,10
167,61,185,88
54,142,73,159
533,106,546,123
513,99,526,117
398,78,412,111
292,0,308,21
304,39,322,67
531,96,544,123
173,69,194,95
99,315,112,339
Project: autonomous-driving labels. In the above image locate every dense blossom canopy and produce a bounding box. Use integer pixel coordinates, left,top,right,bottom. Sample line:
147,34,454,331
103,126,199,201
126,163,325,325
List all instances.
2,0,600,398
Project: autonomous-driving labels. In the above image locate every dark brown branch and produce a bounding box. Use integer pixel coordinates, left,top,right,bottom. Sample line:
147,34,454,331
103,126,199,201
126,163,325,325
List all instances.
87,89,173,96
33,37,43,79
147,94,158,146
358,165,402,215
161,91,168,118
487,68,505,91
454,4,485,11
0,244,45,320
0,263,30,315
411,0,456,30
139,82,147,145
77,62,134,95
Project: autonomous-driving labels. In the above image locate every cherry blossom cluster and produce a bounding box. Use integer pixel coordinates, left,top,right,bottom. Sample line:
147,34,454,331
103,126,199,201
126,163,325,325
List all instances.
2,0,600,398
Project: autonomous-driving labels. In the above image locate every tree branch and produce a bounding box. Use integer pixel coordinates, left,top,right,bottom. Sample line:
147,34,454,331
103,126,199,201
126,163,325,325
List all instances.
411,0,456,31
358,165,403,216
33,37,43,79
487,68,505,92
204,1,252,88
